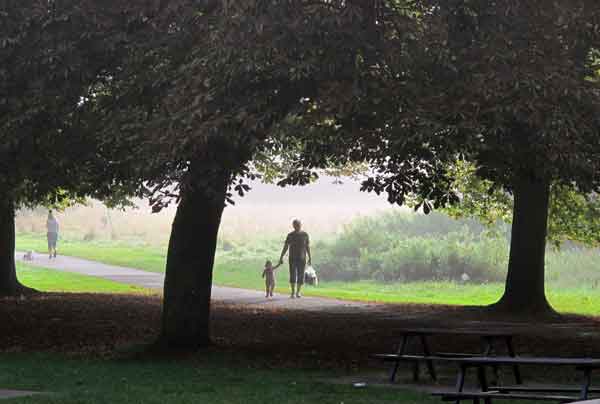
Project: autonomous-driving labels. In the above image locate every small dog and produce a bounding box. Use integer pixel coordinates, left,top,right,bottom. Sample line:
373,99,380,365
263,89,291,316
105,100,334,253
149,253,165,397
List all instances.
23,251,34,261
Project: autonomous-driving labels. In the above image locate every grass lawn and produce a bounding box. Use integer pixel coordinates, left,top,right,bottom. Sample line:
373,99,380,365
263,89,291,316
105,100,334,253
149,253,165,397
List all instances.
15,233,600,316
0,352,430,404
16,262,149,294
216,259,600,316
16,233,166,273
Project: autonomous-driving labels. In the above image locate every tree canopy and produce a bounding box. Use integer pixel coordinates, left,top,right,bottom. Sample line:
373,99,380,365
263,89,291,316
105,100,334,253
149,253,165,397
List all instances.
94,0,600,338
89,0,415,347
0,0,167,207
377,0,600,313
283,0,600,313
0,0,163,294
4,0,599,338
345,1,600,204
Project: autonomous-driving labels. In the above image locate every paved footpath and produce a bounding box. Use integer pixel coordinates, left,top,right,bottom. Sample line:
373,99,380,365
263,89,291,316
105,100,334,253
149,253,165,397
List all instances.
15,251,390,314
13,251,600,337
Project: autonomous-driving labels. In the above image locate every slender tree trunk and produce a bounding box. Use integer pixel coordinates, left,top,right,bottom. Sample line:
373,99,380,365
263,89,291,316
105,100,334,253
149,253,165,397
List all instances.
492,177,554,314
160,172,228,350
0,198,28,296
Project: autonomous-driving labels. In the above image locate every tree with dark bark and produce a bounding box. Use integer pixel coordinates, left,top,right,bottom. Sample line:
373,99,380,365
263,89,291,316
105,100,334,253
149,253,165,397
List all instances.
99,0,600,350
0,1,161,295
96,0,409,349
277,1,600,315
350,0,600,314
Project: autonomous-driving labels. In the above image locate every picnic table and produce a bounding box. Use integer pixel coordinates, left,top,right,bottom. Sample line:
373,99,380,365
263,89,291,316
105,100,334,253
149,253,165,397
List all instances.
430,356,600,404
373,328,522,383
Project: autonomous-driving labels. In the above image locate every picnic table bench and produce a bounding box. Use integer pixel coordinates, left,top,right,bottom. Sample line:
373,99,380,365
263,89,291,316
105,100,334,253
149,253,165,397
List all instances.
430,356,600,404
372,329,521,383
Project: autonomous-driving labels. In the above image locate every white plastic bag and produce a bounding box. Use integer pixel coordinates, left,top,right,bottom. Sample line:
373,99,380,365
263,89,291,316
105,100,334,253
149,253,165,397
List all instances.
304,265,319,286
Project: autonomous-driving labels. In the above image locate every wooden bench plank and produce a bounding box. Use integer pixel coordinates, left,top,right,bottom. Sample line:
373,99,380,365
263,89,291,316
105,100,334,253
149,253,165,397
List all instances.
371,354,478,362
436,352,484,358
491,386,600,394
371,353,424,362
388,328,515,338
434,391,581,402
375,355,600,368
447,357,600,367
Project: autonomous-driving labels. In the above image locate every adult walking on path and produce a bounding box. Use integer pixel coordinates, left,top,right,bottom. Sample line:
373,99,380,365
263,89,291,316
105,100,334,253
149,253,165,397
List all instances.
279,219,312,299
46,210,59,259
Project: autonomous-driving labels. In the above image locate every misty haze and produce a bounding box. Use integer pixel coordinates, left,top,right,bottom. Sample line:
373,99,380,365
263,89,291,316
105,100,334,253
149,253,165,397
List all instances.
14,176,600,306
3,2,600,403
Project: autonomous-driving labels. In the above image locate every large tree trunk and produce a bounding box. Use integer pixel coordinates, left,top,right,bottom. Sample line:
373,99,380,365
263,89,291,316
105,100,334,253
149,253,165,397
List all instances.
493,177,555,314
0,199,28,296
160,172,228,350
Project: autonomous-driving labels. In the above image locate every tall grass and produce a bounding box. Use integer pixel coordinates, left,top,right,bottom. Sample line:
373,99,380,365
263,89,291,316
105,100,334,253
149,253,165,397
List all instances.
546,247,600,289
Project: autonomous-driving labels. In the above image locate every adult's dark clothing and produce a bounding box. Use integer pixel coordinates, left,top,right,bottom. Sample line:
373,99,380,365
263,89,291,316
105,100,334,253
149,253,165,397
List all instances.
289,258,306,285
285,230,310,285
47,232,58,249
285,230,309,261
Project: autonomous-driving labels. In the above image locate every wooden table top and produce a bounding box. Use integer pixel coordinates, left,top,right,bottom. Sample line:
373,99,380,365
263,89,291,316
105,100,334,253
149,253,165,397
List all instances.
392,355,600,367
393,328,515,338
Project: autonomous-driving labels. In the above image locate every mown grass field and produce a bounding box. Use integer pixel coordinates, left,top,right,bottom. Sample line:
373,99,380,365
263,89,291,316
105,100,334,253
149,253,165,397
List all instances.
215,259,600,315
17,234,166,272
0,352,430,404
15,233,600,316
17,262,149,294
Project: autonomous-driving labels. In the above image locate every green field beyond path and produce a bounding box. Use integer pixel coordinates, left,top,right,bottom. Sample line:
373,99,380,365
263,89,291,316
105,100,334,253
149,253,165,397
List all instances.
15,234,600,316
17,262,149,294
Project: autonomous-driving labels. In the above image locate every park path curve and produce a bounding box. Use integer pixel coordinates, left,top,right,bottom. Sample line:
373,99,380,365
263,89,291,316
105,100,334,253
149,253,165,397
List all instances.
14,251,600,339
15,251,389,314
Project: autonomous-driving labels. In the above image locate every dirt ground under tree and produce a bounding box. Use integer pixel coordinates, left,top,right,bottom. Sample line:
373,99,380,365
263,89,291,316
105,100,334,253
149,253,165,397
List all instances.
2,293,600,382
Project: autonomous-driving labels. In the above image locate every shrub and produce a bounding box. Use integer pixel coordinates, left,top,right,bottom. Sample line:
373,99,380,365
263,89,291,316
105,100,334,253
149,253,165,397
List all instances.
316,211,509,283
83,228,97,242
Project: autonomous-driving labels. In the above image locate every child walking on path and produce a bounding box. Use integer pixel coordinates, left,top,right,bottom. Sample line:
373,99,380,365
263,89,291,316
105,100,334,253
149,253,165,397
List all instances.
262,260,281,298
